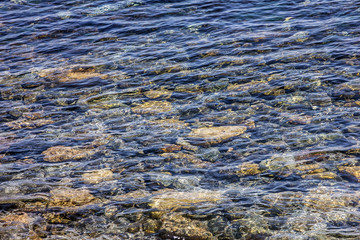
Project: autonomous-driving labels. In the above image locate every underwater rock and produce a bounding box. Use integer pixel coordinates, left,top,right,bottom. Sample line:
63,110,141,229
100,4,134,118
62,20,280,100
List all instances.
160,152,205,166
148,118,189,130
338,166,360,182
187,126,246,145
235,162,262,176
42,146,96,162
6,118,54,130
144,88,172,99
161,144,182,153
38,66,108,83
260,153,296,171
227,81,269,94
301,172,337,180
149,190,222,211
304,186,360,211
289,31,309,42
0,213,31,226
132,101,172,114
82,169,113,184
49,188,96,207
112,189,150,202
159,213,214,240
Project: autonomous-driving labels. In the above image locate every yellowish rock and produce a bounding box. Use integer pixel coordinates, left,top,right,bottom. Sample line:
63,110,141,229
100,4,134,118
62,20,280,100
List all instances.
236,162,262,176
150,190,222,211
304,186,360,211
49,188,95,207
187,126,246,144
161,144,182,153
82,169,113,184
6,118,54,130
160,213,214,240
112,190,150,201
144,88,172,99
148,118,189,129
0,213,31,225
38,66,107,83
301,172,337,180
338,166,360,182
227,81,268,92
132,101,172,114
42,146,95,162
295,163,323,174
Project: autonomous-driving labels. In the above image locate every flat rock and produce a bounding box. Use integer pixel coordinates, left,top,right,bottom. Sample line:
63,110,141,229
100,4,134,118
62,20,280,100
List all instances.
235,162,262,176
159,213,214,240
42,146,96,162
132,101,172,114
338,166,360,182
187,126,246,145
49,188,95,207
144,88,172,99
38,66,107,83
149,190,222,211
82,169,113,184
6,118,54,130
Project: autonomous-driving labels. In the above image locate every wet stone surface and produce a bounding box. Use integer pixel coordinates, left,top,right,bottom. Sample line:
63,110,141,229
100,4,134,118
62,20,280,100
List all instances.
1,0,360,239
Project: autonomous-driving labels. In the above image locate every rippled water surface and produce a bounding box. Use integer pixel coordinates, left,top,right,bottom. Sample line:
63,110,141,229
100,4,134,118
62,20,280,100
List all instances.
1,0,360,239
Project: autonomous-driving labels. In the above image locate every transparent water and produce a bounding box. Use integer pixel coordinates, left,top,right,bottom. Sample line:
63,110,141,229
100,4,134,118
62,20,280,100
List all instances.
1,0,360,239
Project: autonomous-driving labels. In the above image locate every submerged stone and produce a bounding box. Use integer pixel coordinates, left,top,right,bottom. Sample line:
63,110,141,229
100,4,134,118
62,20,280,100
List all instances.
149,190,222,211
144,88,172,99
132,101,172,114
0,213,31,225
159,213,214,240
338,166,360,182
82,169,113,184
301,172,337,180
6,118,54,130
304,186,360,211
187,126,246,145
38,66,108,83
42,146,96,162
289,31,309,42
49,188,96,207
235,162,262,176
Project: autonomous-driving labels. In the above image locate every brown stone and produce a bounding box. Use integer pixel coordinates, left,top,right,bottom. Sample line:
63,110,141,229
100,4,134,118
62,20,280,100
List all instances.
38,66,107,83
187,126,246,144
132,101,172,114
338,166,360,182
301,172,337,180
49,188,95,207
304,186,360,211
81,169,113,184
144,88,172,99
149,190,222,211
6,118,54,130
160,213,213,240
0,213,31,225
42,146,95,162
161,144,182,153
148,118,189,130
235,162,262,176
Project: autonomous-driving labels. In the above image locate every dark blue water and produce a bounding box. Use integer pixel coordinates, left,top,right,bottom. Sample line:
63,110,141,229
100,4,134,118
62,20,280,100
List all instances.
1,0,360,239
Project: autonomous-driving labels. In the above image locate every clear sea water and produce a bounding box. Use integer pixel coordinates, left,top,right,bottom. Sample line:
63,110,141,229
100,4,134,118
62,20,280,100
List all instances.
1,0,360,239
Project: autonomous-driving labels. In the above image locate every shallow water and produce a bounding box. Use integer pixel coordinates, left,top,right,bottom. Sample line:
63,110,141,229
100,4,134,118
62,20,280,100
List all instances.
1,0,360,239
